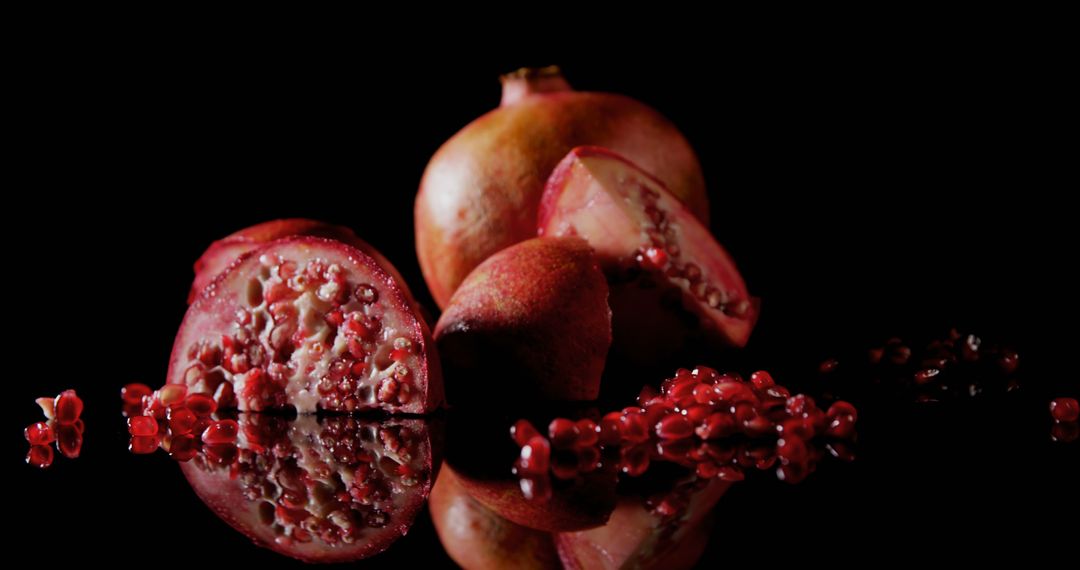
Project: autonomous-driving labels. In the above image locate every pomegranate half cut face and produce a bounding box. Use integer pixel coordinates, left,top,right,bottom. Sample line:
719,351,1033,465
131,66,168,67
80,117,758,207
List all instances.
169,237,442,414
180,415,435,563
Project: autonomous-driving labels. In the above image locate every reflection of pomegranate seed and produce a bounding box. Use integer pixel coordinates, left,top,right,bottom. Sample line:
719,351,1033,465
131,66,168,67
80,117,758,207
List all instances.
169,434,198,461
1050,397,1079,422
519,476,551,501
202,420,240,444
26,445,54,468
121,383,153,406
24,422,55,445
168,408,198,435
56,424,83,458
1050,421,1078,443
129,435,160,454
575,419,599,447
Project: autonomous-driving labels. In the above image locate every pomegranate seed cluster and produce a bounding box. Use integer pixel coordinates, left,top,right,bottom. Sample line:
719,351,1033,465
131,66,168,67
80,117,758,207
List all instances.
23,389,85,469
511,367,858,500
181,254,419,413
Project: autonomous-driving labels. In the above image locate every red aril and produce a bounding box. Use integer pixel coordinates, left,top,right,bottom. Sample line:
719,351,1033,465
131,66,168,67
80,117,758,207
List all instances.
128,415,158,437
27,445,54,469
1050,397,1079,422
24,422,55,445
54,389,83,424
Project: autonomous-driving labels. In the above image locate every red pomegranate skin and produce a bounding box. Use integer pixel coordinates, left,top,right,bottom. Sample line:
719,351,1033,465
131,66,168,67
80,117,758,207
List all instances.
415,67,709,308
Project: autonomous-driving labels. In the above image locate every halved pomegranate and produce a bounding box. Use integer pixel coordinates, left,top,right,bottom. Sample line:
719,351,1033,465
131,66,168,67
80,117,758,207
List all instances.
169,237,442,413
540,146,757,352
180,415,435,563
189,219,416,307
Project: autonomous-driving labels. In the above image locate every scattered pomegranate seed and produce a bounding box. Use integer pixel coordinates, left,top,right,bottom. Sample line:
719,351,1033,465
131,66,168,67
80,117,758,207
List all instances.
750,370,775,389
128,415,159,437
24,422,55,445
54,389,83,424
185,393,217,417
26,445,54,468
575,419,599,447
121,383,153,406
517,436,550,475
510,419,540,447
827,401,858,422
202,419,240,444
826,415,857,439
1050,397,1079,423
548,418,579,448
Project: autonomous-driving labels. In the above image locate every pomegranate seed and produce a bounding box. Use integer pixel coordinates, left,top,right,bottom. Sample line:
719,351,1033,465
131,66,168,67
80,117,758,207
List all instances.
577,445,601,472
121,383,153,406
574,419,599,447
129,435,160,454
56,424,82,458
999,350,1019,373
716,465,745,482
325,310,345,327
778,417,816,440
1050,397,1079,422
168,408,198,435
169,434,198,462
697,412,736,440
519,476,552,502
750,370,775,390
692,383,716,404
205,443,239,466
668,378,699,401
159,384,188,407
714,382,757,406
389,348,409,362
785,394,816,417
692,366,720,383
696,461,720,479
185,393,217,417
128,415,158,437
827,401,859,422
518,436,551,475
1050,421,1079,443
777,437,808,465
642,246,668,270
54,389,83,424
682,403,712,424
819,358,839,374
24,422,54,445
599,413,622,446
548,418,579,448
264,281,294,303
620,444,650,476
656,415,694,439
637,385,659,406
642,402,673,428
619,413,650,443
826,415,857,439
26,445,54,468
202,419,240,444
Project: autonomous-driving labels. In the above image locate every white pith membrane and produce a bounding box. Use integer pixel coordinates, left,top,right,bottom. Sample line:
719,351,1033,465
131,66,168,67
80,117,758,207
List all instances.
181,415,430,560
542,151,753,344
175,241,425,413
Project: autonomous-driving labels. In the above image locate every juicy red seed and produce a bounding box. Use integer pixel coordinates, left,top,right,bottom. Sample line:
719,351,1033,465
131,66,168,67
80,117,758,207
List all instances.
168,408,198,435
26,445,54,468
185,393,217,417
668,379,700,401
692,366,720,383
785,394,816,417
24,422,55,445
518,436,551,475
656,415,694,440
642,246,668,270
697,412,736,440
325,310,345,327
778,417,816,440
696,461,720,479
637,385,659,406
715,382,756,406
619,413,650,443
389,348,409,362
548,418,579,448
128,415,158,437
205,443,239,466
777,437,809,464
642,402,673,427
54,389,83,424
692,383,716,404
509,419,540,447
202,419,240,444
572,420,599,448
750,370,775,390
56,424,83,458
620,445,650,476
826,415,857,439
827,401,859,422
129,435,160,454
1051,421,1079,443
682,404,712,424
121,383,153,406
264,281,294,303
159,384,188,407
1050,397,1080,422
599,414,622,446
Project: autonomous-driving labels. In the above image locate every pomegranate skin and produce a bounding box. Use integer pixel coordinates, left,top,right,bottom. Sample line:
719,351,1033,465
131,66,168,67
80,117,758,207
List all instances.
415,66,709,308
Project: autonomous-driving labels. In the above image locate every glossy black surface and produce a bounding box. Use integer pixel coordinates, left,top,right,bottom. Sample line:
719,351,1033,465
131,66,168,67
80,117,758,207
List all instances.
11,47,1077,568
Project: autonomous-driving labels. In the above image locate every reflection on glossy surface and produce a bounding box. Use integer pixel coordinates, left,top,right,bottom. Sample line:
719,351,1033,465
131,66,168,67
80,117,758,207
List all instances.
22,390,86,468
134,414,436,563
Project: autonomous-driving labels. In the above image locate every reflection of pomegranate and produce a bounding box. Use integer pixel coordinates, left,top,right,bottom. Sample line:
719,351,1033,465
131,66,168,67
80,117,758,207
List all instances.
434,237,611,404
180,415,435,563
415,66,710,308
169,237,442,413
541,147,756,360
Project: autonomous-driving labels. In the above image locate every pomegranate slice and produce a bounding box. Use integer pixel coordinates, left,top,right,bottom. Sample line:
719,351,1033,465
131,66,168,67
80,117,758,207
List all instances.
169,237,442,413
540,146,757,349
181,415,435,563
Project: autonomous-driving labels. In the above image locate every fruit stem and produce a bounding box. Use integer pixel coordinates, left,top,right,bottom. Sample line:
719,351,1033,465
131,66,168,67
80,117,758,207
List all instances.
500,66,572,106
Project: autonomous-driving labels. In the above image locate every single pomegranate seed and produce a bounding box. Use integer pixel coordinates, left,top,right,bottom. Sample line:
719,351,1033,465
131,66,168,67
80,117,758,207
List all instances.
656,414,693,439
750,370,775,390
697,412,736,440
54,389,83,424
185,393,217,417
128,415,158,437
827,415,857,439
1050,397,1079,422
202,419,240,444
778,417,816,440
510,419,540,447
714,382,757,406
599,413,622,446
692,383,716,404
389,348,409,362
999,350,1019,373
574,419,599,447
121,383,153,406
914,368,941,385
168,408,198,435
619,413,650,443
777,437,808,465
642,402,673,428
682,403,712,424
205,443,239,466
642,246,668,270
785,394,816,417
159,384,188,408
692,366,720,383
827,401,859,422
27,445,54,468
518,436,551,475
142,395,166,419
169,434,198,461
24,422,55,445
129,435,160,454
548,418,579,448
620,444,650,476
56,424,82,459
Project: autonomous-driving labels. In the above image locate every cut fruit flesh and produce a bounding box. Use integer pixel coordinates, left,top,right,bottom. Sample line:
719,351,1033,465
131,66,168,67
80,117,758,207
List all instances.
169,237,442,414
539,146,756,347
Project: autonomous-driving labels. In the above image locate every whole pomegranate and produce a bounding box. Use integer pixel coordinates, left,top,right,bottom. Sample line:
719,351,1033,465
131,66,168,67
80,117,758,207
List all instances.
415,66,709,308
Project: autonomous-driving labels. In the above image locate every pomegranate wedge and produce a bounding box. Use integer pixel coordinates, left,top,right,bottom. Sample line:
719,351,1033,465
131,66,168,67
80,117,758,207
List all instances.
169,237,442,414
539,146,757,348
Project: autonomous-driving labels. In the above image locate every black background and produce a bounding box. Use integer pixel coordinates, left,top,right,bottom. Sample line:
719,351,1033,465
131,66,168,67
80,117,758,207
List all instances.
9,36,1077,568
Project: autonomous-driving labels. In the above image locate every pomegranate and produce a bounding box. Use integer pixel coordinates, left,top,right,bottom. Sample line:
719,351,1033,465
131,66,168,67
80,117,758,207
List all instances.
169,237,442,413
189,219,419,313
434,237,611,404
180,415,435,563
1050,397,1079,423
415,66,710,308
540,147,756,358
430,464,561,570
